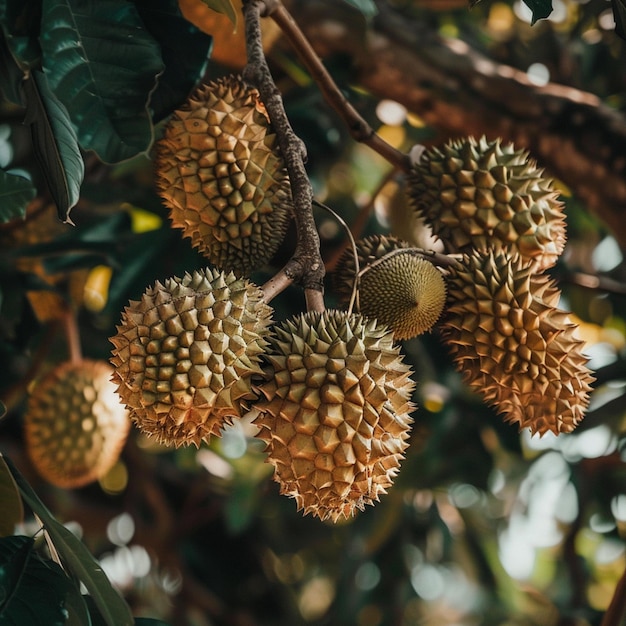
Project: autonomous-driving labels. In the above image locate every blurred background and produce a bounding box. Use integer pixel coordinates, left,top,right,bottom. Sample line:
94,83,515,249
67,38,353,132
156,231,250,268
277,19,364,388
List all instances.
1,0,626,624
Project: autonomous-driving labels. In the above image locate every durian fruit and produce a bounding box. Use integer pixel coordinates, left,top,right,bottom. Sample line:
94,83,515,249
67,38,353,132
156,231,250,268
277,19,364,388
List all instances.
439,250,594,435
408,136,566,271
154,74,292,277
254,310,415,522
110,267,273,447
24,360,130,489
333,234,446,340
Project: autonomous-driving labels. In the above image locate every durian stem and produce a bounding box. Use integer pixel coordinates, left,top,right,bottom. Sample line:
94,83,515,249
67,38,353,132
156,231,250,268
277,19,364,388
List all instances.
62,309,83,365
357,247,458,276
243,0,326,303
265,1,411,173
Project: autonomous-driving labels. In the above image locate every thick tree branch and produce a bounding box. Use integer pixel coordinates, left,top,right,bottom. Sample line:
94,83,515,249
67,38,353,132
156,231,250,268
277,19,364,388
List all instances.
242,0,325,307
289,0,626,250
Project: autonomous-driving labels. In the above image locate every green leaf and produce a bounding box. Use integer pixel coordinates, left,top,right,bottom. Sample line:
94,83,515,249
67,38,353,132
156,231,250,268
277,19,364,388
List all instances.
522,0,553,24
0,536,71,626
0,455,23,537
0,535,33,612
134,620,172,626
131,0,213,122
0,169,36,224
5,458,134,626
612,0,626,40
64,586,92,626
0,0,42,70
39,0,164,163
22,71,84,224
199,0,237,26
0,34,26,105
340,0,377,18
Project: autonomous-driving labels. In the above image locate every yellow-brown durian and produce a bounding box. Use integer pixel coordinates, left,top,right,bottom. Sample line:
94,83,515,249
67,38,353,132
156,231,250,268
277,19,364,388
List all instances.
110,267,273,447
154,74,292,276
440,250,594,435
408,136,566,270
254,310,415,522
24,360,130,488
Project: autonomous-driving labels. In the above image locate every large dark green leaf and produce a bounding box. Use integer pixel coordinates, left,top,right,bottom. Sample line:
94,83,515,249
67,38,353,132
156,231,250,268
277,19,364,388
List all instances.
612,0,626,39
5,458,134,626
64,585,92,626
0,535,71,626
22,71,84,224
0,0,41,70
0,535,32,611
340,0,377,18
200,0,237,26
0,169,36,223
132,0,212,122
522,0,553,24
0,34,25,105
0,456,23,537
39,0,164,163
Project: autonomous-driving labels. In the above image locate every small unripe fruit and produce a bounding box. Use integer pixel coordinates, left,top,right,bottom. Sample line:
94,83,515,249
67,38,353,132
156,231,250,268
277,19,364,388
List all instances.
334,235,446,340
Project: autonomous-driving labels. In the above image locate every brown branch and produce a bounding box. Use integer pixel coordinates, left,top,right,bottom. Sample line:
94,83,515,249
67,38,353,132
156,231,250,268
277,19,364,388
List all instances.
289,0,626,251
242,0,326,301
269,1,410,171
600,537,626,625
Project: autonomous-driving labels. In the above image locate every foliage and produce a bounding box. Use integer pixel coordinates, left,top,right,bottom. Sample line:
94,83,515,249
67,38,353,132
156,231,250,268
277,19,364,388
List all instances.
0,0,625,625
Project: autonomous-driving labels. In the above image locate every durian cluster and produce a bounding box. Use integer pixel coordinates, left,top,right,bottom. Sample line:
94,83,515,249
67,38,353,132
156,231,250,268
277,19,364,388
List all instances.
108,75,417,522
101,77,594,521
407,136,594,434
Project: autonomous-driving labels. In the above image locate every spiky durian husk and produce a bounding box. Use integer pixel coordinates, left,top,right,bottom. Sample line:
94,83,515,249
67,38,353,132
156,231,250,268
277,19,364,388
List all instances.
154,74,292,277
110,267,273,447
439,250,594,435
254,310,415,522
333,235,446,339
24,360,130,489
408,136,566,270
333,234,411,302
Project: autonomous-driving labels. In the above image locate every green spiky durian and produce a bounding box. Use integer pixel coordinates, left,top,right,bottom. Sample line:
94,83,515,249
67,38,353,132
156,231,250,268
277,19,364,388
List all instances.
110,267,273,447
440,250,594,435
254,310,415,522
154,74,292,276
408,136,566,270
333,235,446,340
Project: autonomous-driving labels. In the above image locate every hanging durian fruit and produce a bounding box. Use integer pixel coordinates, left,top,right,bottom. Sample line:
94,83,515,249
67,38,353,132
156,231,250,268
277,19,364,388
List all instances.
24,360,130,489
408,136,566,270
254,310,415,522
439,250,594,435
333,234,446,340
110,267,273,447
154,74,292,277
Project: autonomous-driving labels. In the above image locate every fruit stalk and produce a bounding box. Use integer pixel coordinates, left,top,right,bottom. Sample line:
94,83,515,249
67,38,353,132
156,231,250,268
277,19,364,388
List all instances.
242,0,325,310
267,0,411,172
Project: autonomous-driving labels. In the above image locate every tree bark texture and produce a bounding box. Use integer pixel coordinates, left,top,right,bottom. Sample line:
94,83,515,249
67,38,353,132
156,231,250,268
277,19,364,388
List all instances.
289,0,626,250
